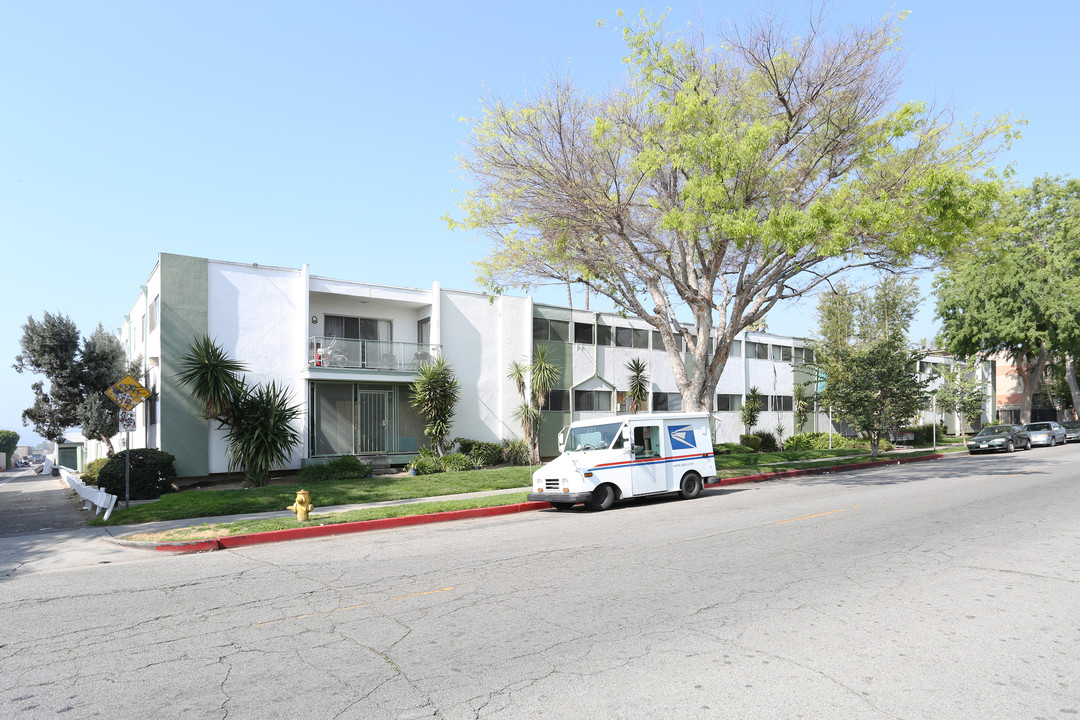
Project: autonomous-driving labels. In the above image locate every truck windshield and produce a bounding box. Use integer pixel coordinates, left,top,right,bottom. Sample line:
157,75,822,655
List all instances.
564,422,624,452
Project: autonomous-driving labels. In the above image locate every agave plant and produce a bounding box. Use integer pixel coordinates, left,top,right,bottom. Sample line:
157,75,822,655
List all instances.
176,335,246,425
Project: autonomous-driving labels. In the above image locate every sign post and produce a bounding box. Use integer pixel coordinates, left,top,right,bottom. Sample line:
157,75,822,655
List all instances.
105,375,151,510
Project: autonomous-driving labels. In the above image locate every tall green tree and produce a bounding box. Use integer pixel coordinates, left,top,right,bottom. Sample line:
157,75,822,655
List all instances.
177,336,301,486
14,314,137,451
813,277,928,459
408,357,461,456
935,176,1080,424
508,345,561,464
0,430,19,469
450,8,1013,413
934,359,987,441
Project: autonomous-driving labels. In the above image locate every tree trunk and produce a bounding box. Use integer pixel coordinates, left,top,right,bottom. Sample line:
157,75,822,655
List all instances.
1065,354,1080,421
1016,346,1051,425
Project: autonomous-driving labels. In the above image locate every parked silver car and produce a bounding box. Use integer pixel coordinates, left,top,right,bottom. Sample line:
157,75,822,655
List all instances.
966,425,1031,454
1023,421,1067,447
1061,420,1080,443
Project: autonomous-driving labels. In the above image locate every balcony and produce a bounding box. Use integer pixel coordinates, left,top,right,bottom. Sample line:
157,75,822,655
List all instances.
308,336,440,372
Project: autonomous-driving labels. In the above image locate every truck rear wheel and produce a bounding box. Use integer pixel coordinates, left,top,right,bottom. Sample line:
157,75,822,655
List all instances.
679,472,702,500
586,484,615,511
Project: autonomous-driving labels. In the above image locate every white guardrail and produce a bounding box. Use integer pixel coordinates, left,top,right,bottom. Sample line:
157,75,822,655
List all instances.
59,467,118,521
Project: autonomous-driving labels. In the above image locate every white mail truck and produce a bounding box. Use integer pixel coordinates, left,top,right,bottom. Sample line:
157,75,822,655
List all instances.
526,412,716,511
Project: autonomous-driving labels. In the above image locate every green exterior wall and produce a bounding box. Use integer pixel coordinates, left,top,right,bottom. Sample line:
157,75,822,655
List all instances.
159,254,210,477
538,339,572,457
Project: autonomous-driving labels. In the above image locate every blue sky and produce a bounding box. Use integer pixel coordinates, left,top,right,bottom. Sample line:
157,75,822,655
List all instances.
2,1,1076,447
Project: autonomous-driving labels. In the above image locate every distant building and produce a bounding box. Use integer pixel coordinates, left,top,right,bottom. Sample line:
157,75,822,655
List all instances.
86,253,993,477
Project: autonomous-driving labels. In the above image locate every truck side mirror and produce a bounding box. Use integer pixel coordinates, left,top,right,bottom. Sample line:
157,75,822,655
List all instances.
621,426,631,444
558,430,566,449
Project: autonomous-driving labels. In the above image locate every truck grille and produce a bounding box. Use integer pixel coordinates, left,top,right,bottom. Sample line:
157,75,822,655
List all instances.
544,478,561,490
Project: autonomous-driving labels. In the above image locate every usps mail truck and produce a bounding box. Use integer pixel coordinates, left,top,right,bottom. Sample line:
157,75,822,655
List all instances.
526,412,716,511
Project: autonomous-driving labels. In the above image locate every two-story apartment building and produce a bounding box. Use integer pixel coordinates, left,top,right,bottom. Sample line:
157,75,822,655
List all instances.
101,253,989,478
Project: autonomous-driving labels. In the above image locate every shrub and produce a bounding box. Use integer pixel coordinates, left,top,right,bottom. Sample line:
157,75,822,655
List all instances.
783,434,815,451
409,456,443,476
739,435,762,452
501,438,531,466
714,443,755,455
97,449,177,501
300,456,372,483
899,422,947,446
454,438,503,467
81,458,109,486
439,453,473,472
753,430,778,453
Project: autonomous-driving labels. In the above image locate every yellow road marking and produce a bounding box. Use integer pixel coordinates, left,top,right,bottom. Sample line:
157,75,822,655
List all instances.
256,586,455,627
774,509,845,524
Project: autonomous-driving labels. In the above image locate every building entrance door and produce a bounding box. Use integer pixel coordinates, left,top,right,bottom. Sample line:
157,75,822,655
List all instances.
357,391,390,453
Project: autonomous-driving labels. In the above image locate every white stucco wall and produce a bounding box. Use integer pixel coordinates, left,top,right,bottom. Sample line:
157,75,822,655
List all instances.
438,289,532,443
206,261,308,473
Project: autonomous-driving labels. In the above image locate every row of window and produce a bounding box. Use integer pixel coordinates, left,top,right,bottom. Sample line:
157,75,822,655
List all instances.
533,318,812,361
543,390,798,413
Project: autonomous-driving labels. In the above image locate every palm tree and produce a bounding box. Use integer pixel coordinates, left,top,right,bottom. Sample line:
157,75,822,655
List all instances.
624,358,650,413
508,345,562,464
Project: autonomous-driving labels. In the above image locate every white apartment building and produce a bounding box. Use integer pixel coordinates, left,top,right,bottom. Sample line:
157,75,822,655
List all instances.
97,253,986,477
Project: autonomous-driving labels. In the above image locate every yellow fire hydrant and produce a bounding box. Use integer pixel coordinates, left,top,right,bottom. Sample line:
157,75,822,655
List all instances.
287,489,314,521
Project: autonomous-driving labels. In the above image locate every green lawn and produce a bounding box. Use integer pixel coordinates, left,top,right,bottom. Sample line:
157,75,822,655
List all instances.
714,448,954,478
92,466,534,526
136,492,534,542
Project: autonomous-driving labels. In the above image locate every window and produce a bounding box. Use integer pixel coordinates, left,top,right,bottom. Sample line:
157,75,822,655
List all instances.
574,322,594,344
651,392,682,412
770,395,793,412
147,388,158,426
533,318,569,342
729,340,741,358
596,324,612,346
745,341,769,359
574,389,612,412
652,330,663,349
794,346,813,364
417,318,431,346
633,425,662,459
615,327,633,347
326,315,360,339
546,389,570,411
148,295,160,333
716,394,742,412
771,345,792,363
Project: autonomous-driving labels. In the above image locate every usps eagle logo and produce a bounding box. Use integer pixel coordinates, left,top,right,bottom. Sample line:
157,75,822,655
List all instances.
668,425,696,450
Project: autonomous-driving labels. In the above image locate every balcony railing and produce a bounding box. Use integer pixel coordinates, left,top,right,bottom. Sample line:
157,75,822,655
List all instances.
308,336,440,372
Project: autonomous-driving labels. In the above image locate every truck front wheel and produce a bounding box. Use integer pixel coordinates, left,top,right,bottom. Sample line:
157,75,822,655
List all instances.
586,484,616,511
679,472,702,500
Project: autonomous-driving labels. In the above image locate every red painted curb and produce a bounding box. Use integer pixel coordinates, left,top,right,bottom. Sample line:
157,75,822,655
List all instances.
155,454,946,553
155,501,551,553
705,453,943,489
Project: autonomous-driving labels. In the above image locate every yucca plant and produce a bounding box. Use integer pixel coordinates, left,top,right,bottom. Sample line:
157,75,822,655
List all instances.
225,380,302,485
508,345,561,464
177,336,301,485
408,356,460,456
624,357,650,413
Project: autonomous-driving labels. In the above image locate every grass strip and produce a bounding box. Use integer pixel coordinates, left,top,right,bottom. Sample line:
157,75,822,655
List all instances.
714,449,951,478
124,492,534,543
92,466,534,526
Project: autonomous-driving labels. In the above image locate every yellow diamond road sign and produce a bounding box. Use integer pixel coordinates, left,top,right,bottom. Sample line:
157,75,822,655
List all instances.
106,375,151,411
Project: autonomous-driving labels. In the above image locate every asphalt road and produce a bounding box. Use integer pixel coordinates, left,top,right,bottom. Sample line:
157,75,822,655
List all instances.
1,446,1078,719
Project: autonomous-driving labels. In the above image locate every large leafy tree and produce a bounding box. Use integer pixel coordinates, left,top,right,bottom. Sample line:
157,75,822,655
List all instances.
935,176,1080,424
14,314,138,451
177,336,301,486
408,357,461,456
813,276,928,459
450,8,1012,412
